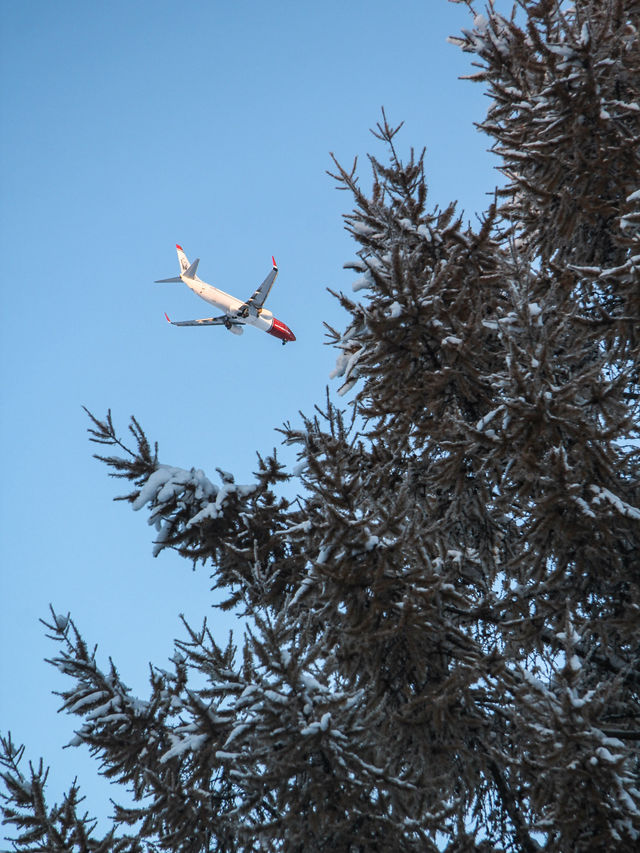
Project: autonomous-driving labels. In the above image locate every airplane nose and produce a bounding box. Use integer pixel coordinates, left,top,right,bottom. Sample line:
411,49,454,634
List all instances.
268,318,296,343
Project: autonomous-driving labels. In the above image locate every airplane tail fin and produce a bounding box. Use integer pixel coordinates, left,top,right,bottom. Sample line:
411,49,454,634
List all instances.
176,244,190,273
155,244,199,283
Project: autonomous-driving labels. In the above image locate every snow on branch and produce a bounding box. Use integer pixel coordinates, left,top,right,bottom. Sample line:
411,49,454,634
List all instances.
85,411,300,610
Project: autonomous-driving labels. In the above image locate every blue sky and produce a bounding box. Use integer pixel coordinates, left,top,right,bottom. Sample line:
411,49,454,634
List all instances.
1,0,499,826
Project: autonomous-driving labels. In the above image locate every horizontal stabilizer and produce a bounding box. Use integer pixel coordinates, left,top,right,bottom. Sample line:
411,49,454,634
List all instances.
183,258,200,279
155,276,183,283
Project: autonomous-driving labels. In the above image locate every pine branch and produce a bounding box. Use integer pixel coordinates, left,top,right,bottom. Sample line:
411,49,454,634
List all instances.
83,408,158,499
0,734,146,853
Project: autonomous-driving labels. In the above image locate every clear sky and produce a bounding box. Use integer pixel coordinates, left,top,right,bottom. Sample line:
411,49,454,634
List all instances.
1,0,500,827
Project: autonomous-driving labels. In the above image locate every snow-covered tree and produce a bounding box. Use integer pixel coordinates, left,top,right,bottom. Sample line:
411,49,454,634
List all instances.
2,1,639,850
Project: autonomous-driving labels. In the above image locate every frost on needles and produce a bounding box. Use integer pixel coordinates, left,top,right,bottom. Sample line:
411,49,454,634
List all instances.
2,1,640,850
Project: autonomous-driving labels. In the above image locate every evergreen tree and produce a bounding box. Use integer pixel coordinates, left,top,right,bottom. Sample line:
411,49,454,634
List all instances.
2,1,639,850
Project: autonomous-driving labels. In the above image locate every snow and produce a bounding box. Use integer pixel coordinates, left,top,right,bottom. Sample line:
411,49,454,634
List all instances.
547,44,575,59
84,699,121,721
67,691,107,714
329,349,351,380
579,22,590,45
300,673,323,693
352,275,370,292
476,406,505,432
132,465,217,512
300,713,331,736
264,689,290,705
527,302,542,318
54,613,69,631
573,497,596,519
351,221,378,237
161,734,209,763
368,253,390,272
567,689,592,709
595,747,620,764
290,575,314,607
224,723,251,747
417,223,442,244
213,481,256,506
610,100,640,112
187,483,258,527
282,520,312,536
186,503,221,525
152,522,171,557
331,343,366,395
473,13,488,32
316,547,330,564
389,301,402,318
590,486,640,520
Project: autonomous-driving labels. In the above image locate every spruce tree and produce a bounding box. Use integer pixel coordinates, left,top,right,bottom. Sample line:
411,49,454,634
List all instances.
2,1,639,850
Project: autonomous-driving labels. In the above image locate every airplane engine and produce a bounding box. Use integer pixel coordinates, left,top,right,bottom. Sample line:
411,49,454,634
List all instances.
229,325,244,336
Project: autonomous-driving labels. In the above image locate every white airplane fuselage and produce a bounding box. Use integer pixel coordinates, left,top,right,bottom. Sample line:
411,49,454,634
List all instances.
182,275,274,334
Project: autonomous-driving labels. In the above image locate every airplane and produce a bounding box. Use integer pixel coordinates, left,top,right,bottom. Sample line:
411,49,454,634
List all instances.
156,245,296,344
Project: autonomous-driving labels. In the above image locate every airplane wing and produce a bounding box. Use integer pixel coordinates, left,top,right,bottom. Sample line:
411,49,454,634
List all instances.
164,313,244,327
243,256,279,313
